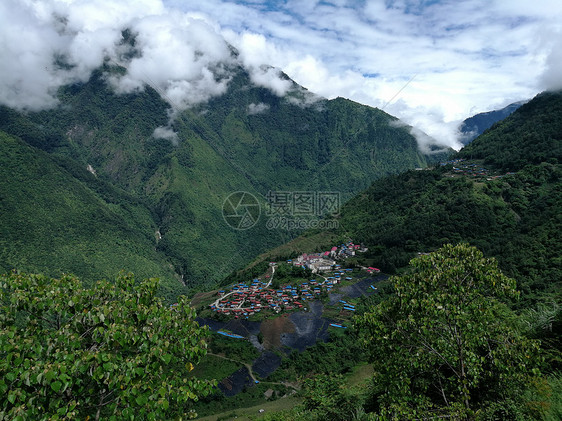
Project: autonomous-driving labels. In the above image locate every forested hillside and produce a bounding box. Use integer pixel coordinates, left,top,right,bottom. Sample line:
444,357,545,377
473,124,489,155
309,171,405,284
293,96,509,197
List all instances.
0,131,183,299
0,64,441,294
2,86,560,421
458,91,562,169
339,92,561,301
228,91,562,421
192,69,436,193
458,100,525,144
258,91,562,304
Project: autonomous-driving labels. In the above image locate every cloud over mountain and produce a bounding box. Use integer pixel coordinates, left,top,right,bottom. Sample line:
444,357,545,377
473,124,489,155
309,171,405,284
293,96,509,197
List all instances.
2,0,561,151
0,0,292,113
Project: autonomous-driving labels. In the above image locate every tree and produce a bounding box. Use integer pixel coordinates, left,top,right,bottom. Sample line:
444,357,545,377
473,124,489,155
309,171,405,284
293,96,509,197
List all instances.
0,272,215,420
356,244,541,419
299,373,362,421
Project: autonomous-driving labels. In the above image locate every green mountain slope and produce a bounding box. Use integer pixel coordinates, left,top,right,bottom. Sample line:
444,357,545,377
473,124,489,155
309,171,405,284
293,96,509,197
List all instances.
458,100,525,145
192,69,437,195
345,92,562,299
0,131,180,299
0,65,444,293
0,71,279,290
458,91,562,169
258,91,562,303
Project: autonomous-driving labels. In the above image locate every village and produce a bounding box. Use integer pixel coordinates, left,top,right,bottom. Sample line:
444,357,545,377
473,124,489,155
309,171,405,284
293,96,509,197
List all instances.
208,241,380,319
441,158,516,180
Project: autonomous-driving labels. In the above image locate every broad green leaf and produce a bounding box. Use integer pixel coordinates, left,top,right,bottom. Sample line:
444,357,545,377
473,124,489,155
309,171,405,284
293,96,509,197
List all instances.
8,392,16,404
51,380,62,393
135,394,148,406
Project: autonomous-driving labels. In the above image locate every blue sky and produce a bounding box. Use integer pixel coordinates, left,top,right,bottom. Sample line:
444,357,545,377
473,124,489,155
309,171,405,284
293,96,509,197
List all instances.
2,0,561,149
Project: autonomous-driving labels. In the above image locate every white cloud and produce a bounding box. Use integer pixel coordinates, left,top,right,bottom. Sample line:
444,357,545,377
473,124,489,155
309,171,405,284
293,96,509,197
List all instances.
153,125,178,145
109,12,234,108
225,31,294,96
173,0,562,149
248,65,292,97
247,102,270,115
0,0,236,112
538,29,562,91
0,0,69,110
2,0,562,150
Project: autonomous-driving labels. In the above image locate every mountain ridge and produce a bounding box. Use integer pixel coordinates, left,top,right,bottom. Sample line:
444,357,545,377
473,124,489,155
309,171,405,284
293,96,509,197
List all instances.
459,100,527,145
244,90,562,302
0,64,445,295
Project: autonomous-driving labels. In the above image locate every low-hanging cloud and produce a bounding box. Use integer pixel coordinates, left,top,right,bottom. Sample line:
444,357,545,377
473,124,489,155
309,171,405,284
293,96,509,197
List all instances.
225,31,294,97
0,0,290,113
389,107,463,154
247,102,270,115
107,12,235,109
181,0,562,150
3,0,561,152
0,0,76,111
153,126,179,145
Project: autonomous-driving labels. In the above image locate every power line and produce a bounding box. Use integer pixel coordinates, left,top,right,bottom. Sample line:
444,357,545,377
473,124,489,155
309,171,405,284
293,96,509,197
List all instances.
382,74,417,110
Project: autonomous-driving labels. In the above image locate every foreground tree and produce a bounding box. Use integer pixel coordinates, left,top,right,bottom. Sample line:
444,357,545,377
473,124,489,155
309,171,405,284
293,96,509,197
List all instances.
356,244,541,419
299,373,362,421
0,272,214,420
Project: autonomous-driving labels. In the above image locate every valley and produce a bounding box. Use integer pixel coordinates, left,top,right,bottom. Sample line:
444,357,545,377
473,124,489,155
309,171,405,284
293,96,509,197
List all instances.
189,266,385,417
180,92,561,417
0,65,445,296
0,44,560,421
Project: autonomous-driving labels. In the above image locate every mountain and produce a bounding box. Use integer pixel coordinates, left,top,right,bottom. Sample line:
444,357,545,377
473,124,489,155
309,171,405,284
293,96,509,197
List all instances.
253,91,562,303
0,63,445,295
0,131,182,300
187,91,562,419
458,100,527,144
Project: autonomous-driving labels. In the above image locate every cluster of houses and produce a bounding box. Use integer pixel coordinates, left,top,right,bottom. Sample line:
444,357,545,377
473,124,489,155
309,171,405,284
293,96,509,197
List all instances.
290,241,367,273
207,240,384,319
441,159,516,181
209,270,354,319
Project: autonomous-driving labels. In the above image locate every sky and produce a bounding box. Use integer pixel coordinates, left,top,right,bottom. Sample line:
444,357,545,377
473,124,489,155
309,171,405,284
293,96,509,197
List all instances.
1,0,562,150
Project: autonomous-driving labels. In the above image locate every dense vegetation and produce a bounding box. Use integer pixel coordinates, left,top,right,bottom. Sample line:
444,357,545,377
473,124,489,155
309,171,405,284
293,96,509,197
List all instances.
193,69,442,194
3,245,559,420
240,91,561,419
458,91,562,170
1,56,561,420
358,244,541,419
0,272,214,420
260,245,561,420
0,64,442,296
0,131,181,299
321,91,562,306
